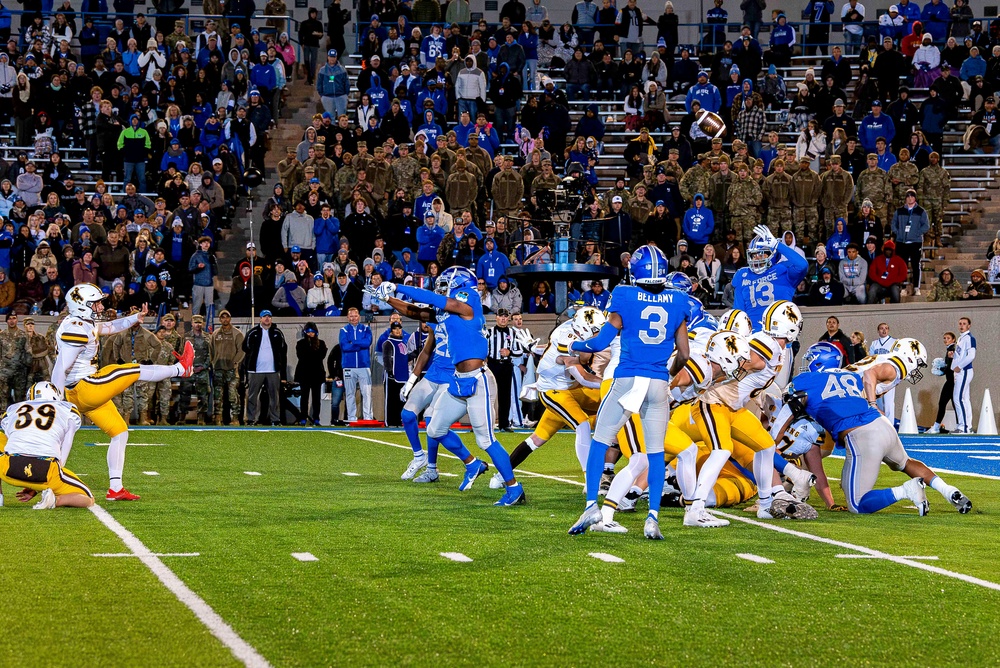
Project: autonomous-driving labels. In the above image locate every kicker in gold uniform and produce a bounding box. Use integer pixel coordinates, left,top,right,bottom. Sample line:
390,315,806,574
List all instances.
51,284,194,501
0,381,93,509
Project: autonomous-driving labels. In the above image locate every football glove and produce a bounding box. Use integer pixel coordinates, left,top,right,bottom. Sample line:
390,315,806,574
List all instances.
371,281,397,302
400,376,417,401
752,224,777,249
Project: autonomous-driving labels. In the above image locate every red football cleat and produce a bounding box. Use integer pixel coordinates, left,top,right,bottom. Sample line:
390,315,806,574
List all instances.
173,340,195,377
106,488,141,501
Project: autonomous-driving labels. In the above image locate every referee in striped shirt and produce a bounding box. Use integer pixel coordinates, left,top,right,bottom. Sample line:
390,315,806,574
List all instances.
487,309,524,432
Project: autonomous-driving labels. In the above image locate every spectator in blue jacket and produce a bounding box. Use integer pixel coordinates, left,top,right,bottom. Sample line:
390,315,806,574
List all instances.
583,280,610,310
188,235,217,318
366,73,391,117
682,193,715,257
453,111,476,145
313,203,340,266
399,247,424,274
476,237,510,288
416,213,444,263
960,47,987,82
339,307,374,421
417,108,444,145
825,217,852,265
317,49,350,118
766,13,796,67
250,51,277,99
859,99,896,152
920,0,950,42
685,71,722,112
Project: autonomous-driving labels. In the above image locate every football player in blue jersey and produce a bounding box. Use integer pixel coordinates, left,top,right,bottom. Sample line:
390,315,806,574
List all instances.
394,322,453,483
732,225,808,331
374,267,526,506
568,245,691,539
779,342,971,515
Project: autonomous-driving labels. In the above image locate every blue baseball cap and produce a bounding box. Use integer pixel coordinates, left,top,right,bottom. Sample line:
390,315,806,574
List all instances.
134,208,146,215
145,274,158,282
655,200,665,207
328,49,338,57
260,309,273,317
290,245,301,253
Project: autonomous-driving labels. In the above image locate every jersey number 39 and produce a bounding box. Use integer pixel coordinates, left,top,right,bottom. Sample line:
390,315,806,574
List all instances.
15,404,57,431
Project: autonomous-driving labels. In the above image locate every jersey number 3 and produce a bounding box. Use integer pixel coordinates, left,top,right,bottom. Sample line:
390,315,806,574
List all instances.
15,404,56,431
639,306,670,345
747,281,775,308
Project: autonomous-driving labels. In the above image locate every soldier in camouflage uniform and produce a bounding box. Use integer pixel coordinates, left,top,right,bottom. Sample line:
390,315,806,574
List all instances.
917,151,951,242
366,147,396,215
790,156,822,243
160,313,183,357
854,154,893,224
149,327,176,425
445,159,479,216
465,135,494,182
432,135,456,173
291,166,319,204
887,148,920,211
304,143,337,195
708,157,736,234
728,162,763,244
353,141,374,173
600,177,629,212
656,148,686,184
211,309,245,425
177,315,213,425
492,156,525,219
819,155,855,241
392,143,423,200
680,154,712,206
763,158,793,236
530,160,561,196
277,146,303,194
23,318,50,385
334,153,357,211
0,314,29,409
113,317,161,425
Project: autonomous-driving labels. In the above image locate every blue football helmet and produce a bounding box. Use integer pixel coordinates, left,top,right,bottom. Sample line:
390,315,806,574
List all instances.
630,245,668,285
667,271,694,293
801,342,844,373
747,235,776,274
436,266,478,295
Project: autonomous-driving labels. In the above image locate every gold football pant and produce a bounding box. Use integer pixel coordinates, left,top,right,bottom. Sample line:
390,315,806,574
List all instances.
66,364,142,438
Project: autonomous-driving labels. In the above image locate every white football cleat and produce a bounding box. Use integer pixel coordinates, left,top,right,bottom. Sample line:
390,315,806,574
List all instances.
683,505,729,528
488,472,505,489
926,424,941,434
569,504,603,535
785,465,816,501
400,453,427,480
32,488,56,510
589,520,628,534
757,506,778,519
902,477,929,516
412,468,439,483
643,516,664,540
616,492,638,513
771,490,819,520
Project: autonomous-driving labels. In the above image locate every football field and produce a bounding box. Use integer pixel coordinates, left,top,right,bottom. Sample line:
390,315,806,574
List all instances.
3,427,999,667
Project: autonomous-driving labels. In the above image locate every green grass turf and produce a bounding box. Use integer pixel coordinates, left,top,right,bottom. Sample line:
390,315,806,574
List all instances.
2,427,999,667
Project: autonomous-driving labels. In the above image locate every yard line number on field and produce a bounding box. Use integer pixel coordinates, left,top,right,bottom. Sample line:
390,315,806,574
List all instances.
89,506,272,668
328,431,1000,593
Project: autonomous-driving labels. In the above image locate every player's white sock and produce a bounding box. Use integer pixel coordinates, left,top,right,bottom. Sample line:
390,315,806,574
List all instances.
928,475,959,500
754,446,777,510
693,449,730,504
606,453,645,508
674,443,699,502
139,365,182,383
574,422,591,472
108,432,128,492
600,504,615,524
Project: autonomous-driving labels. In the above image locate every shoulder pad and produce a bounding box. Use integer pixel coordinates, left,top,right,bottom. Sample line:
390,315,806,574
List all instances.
748,332,779,362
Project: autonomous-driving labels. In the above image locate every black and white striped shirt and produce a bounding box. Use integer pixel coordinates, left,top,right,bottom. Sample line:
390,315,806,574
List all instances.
487,325,524,364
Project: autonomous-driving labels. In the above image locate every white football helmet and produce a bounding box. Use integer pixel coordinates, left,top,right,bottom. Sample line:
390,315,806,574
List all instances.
718,309,753,338
762,300,803,342
27,381,62,402
572,306,607,339
705,331,751,380
66,283,106,320
893,347,925,384
892,337,928,367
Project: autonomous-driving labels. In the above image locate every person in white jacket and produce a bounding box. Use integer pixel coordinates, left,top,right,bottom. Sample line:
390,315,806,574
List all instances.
307,272,334,314
138,40,167,82
796,120,827,173
455,56,487,122
952,316,976,433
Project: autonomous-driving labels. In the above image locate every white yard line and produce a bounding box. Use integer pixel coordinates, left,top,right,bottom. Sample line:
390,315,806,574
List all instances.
93,552,200,558
589,552,625,563
440,552,473,562
836,554,939,560
736,553,775,564
712,510,1000,592
244,472,262,476
341,472,361,476
89,506,271,667
331,430,1000,593
143,471,159,476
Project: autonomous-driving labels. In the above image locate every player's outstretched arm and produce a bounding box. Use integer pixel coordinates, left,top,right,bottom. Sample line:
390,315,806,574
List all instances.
384,295,437,322
571,314,621,353
394,284,475,319
96,304,145,335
